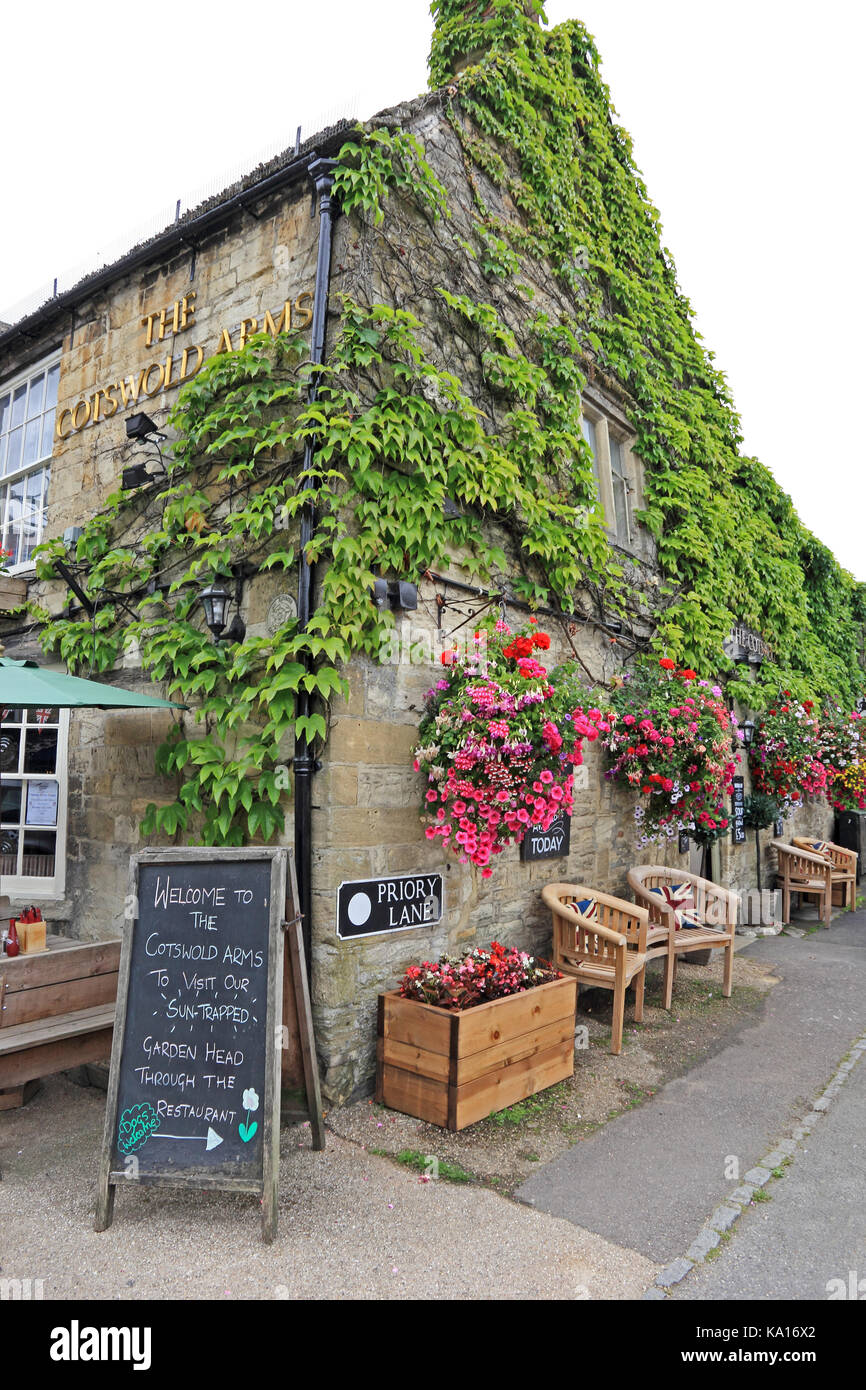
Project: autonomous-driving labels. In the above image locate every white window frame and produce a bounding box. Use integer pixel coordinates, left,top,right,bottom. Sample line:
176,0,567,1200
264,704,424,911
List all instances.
0,708,69,901
579,401,634,548
0,349,61,574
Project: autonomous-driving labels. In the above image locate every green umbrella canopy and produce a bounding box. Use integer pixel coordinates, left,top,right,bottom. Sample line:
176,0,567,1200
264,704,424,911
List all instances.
0,658,186,710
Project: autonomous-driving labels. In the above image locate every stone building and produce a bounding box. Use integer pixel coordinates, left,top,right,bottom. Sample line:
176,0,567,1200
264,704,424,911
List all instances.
0,6,845,1103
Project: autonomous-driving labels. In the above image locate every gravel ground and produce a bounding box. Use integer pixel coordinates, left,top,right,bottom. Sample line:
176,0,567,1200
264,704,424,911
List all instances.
0,1072,655,1300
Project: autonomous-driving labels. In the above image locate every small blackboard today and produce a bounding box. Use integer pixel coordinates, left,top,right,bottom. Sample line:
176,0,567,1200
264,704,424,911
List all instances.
96,848,290,1242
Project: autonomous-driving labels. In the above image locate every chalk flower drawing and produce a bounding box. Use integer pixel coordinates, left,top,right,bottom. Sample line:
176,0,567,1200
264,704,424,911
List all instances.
239,1088,259,1143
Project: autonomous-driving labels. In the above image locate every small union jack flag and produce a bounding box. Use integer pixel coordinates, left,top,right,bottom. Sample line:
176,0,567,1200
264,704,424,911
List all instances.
34,708,52,726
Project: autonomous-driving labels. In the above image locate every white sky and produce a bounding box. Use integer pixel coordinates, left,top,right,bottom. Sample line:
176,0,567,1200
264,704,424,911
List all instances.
2,1,864,579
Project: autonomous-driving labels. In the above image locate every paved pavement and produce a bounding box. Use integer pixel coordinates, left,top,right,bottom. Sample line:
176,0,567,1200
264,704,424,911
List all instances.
517,912,866,1268
671,1050,866,1300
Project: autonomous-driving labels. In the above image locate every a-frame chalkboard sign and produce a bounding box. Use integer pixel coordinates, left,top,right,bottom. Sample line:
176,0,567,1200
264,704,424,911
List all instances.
95,847,314,1243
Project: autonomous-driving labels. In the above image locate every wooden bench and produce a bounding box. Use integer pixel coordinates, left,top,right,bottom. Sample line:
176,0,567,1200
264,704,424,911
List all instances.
0,935,120,1108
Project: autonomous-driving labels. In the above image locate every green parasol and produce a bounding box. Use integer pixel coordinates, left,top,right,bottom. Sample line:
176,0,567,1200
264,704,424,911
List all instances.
0,657,186,921
0,657,184,710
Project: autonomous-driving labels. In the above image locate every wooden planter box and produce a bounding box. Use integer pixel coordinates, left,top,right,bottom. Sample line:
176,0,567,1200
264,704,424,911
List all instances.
376,975,577,1131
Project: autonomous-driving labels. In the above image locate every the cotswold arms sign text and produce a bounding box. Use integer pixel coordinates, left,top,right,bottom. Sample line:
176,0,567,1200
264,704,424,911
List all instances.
56,287,313,439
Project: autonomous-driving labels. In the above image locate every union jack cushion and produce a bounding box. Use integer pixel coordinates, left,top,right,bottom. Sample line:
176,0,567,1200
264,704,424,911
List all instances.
805,840,833,861
648,882,701,930
568,897,598,921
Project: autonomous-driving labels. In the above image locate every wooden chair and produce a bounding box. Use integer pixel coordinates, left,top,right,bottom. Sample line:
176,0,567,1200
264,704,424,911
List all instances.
792,837,857,911
541,884,648,1055
627,866,738,1010
773,841,833,927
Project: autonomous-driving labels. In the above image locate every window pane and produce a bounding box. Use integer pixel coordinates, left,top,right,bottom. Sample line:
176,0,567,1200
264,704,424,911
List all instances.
27,373,45,418
1,708,24,724
1,780,22,822
23,417,41,467
40,411,56,459
0,393,9,434
19,499,44,562
613,476,630,543
45,362,60,410
24,726,58,774
6,476,25,562
0,727,21,772
10,384,26,429
22,829,56,877
609,435,625,480
580,415,601,490
26,706,58,726
0,828,19,875
6,426,23,474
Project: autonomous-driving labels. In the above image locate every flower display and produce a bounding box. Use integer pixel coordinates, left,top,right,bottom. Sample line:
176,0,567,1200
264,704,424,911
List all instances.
749,694,829,815
413,622,604,873
399,940,560,1011
818,707,866,811
600,660,740,845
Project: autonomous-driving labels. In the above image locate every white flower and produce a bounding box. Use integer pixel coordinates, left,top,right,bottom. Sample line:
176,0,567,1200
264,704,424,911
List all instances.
242,1088,260,1112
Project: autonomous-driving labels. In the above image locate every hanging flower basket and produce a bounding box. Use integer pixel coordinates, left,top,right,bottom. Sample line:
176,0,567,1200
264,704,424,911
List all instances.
413,620,605,875
749,694,829,815
599,659,741,845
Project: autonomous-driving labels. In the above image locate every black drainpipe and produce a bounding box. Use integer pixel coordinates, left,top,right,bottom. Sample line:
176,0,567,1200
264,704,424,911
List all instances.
295,156,337,982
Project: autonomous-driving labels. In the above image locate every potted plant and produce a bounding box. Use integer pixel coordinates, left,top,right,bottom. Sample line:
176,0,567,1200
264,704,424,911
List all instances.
376,941,576,1130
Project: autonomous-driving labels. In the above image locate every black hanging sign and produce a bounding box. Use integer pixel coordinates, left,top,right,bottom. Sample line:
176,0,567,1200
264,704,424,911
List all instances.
96,848,293,1243
337,872,444,940
731,776,747,845
520,809,572,861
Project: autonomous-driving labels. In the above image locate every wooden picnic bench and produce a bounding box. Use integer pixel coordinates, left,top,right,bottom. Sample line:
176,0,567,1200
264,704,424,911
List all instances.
0,934,120,1109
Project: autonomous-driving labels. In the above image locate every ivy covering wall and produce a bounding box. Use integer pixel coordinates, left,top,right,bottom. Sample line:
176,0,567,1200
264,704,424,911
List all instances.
31,0,865,847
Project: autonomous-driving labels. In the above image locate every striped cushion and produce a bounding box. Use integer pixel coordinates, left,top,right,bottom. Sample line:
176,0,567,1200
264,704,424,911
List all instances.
568,897,598,921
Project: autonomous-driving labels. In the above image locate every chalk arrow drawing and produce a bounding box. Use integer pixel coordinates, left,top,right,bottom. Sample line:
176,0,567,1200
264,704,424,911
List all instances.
153,1127,223,1151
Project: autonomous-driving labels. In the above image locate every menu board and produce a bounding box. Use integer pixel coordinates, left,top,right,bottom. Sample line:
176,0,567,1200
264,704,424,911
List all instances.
96,848,288,1242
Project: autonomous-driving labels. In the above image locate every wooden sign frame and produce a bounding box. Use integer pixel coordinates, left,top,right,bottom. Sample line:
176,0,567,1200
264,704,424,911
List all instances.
95,847,315,1243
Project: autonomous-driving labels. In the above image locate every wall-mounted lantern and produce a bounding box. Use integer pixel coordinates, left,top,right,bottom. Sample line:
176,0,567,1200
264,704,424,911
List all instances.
198,581,246,645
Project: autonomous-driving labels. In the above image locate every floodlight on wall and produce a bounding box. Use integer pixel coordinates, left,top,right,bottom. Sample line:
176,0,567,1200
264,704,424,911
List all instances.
122,412,168,489
372,579,418,612
125,413,164,442
121,462,151,490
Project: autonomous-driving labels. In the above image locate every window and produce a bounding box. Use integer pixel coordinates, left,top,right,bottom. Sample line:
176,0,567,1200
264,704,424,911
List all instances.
0,353,59,568
0,706,68,898
609,433,631,545
580,403,633,547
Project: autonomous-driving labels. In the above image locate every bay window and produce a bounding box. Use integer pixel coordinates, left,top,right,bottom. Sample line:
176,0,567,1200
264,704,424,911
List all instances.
0,352,59,568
